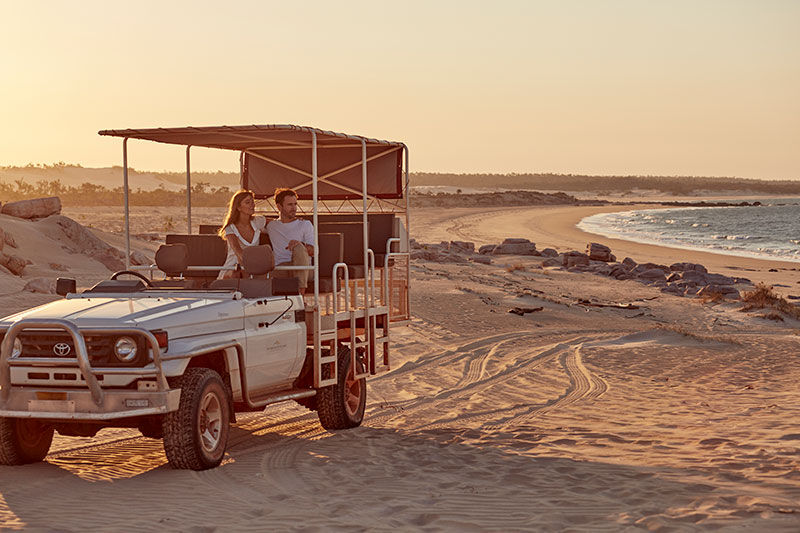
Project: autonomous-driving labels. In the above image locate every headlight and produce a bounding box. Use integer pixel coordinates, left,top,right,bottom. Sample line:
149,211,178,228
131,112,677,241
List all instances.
12,338,22,358
114,336,138,362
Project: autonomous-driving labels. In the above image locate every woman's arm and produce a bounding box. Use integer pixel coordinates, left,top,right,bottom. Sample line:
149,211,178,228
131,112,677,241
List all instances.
224,233,246,264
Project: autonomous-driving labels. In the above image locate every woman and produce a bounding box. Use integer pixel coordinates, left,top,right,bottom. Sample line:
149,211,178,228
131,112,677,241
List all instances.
218,190,270,279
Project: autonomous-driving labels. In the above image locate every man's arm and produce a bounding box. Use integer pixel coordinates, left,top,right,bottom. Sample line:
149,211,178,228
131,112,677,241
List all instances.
303,220,314,256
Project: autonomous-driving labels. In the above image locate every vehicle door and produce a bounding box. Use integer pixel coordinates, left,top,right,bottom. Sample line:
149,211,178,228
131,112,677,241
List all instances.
242,296,303,393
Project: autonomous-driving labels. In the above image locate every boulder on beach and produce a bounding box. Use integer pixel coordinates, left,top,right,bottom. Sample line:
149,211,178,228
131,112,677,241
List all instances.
23,277,56,294
670,262,708,273
540,248,558,257
0,252,27,275
130,250,152,266
2,197,62,219
562,251,589,268
491,238,537,256
698,284,740,299
41,215,126,272
4,229,17,248
586,243,615,262
449,241,475,253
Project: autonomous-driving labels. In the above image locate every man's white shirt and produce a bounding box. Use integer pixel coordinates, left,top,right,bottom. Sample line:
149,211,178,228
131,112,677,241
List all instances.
267,218,313,264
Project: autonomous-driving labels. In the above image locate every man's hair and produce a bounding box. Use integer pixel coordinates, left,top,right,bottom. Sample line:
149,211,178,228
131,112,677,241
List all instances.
274,188,298,206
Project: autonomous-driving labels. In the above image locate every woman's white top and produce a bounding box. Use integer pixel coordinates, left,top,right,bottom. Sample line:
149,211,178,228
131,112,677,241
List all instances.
221,216,267,275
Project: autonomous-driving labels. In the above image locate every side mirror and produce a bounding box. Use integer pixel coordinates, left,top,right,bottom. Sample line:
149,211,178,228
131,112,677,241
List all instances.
56,278,77,297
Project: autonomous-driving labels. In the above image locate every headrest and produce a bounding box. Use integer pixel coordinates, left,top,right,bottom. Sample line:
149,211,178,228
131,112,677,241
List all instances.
242,245,275,276
155,243,189,277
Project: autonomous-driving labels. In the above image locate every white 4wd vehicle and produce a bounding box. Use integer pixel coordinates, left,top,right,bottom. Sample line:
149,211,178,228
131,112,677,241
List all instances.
0,125,410,470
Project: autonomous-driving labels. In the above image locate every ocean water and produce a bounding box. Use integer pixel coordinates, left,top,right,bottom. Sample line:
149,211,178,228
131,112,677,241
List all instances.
578,200,800,263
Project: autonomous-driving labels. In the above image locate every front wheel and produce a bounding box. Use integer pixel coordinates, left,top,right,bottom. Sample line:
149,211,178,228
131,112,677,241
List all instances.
317,347,367,430
0,418,54,465
162,368,231,470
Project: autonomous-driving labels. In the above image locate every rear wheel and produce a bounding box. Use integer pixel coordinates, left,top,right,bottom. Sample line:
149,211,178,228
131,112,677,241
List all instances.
163,368,230,470
317,347,367,430
0,418,54,465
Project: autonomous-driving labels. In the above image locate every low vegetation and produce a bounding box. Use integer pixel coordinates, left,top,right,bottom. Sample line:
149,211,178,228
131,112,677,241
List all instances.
414,172,800,195
0,179,234,207
740,283,800,320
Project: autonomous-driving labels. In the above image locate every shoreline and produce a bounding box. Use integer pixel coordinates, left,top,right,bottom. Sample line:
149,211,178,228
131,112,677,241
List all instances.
412,203,800,296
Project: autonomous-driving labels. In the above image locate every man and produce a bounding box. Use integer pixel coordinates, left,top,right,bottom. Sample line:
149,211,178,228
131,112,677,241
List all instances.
267,188,314,294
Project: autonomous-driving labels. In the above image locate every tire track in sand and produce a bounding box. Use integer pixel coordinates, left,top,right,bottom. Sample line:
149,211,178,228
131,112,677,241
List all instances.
371,336,601,430
486,342,608,429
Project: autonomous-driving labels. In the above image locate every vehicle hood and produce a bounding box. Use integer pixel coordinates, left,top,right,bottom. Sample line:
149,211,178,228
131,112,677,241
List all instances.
0,295,243,335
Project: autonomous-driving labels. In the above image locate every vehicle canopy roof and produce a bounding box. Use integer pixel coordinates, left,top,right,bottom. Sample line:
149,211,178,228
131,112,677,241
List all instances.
99,124,407,201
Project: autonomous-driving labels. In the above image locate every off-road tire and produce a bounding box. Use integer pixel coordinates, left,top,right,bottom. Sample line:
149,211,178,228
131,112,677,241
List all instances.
317,347,366,430
0,417,54,465
162,368,231,470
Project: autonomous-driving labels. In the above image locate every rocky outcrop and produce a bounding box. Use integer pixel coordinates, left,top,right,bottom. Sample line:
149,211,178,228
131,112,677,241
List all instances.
2,197,62,219
670,262,707,273
130,250,152,266
4,229,17,248
449,241,475,253
491,238,538,256
47,215,126,272
0,252,27,275
562,251,590,268
23,277,57,294
586,243,615,262
573,243,750,299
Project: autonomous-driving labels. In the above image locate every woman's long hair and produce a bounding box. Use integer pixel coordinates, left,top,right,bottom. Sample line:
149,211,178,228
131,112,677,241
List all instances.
219,189,255,238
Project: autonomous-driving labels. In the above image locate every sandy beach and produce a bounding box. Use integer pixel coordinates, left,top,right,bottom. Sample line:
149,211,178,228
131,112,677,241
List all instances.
0,203,799,532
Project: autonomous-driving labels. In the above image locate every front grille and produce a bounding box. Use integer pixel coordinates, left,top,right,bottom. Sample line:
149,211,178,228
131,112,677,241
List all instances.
2,331,146,367
17,332,113,360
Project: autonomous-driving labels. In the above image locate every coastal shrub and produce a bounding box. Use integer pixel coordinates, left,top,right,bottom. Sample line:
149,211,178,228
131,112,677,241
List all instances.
740,283,800,320
699,290,726,304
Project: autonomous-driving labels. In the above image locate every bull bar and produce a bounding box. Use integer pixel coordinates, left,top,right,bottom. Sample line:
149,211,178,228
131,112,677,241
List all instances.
0,318,180,420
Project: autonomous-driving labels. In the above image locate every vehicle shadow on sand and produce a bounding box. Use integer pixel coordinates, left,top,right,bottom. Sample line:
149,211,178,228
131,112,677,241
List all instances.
1,421,798,532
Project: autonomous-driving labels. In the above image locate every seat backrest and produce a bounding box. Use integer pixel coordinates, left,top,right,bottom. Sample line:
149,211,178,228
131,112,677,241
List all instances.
241,245,275,277
155,243,189,277
316,214,396,254
317,222,365,265
165,234,227,283
208,278,273,298
198,224,221,235
317,232,344,277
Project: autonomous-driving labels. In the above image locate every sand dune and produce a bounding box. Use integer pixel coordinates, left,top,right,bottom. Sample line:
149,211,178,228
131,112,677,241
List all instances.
0,205,798,531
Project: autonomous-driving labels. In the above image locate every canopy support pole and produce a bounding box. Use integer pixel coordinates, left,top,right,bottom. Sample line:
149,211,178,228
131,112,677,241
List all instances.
186,145,192,234
311,130,321,385
123,138,131,270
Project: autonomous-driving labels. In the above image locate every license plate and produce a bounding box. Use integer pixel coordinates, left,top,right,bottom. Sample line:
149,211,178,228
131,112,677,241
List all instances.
28,400,76,413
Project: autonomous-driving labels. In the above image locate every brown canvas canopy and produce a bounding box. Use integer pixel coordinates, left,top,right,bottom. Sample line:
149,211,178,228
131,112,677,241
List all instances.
99,125,406,200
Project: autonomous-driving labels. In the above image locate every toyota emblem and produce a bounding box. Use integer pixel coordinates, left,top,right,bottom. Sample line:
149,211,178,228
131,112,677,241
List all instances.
53,343,72,356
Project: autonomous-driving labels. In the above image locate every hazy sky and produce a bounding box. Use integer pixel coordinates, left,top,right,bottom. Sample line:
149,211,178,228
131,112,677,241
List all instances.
1,0,798,179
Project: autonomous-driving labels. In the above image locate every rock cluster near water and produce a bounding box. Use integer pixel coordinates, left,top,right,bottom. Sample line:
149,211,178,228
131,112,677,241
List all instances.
543,243,750,299
410,237,751,299
411,237,543,264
